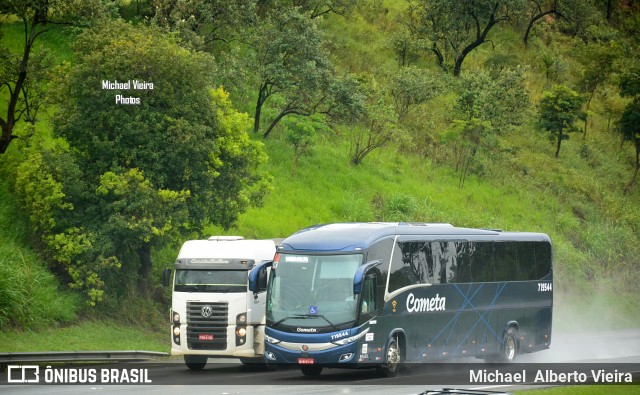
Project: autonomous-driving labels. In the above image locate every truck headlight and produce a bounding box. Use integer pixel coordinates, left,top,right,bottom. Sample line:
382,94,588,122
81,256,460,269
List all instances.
236,327,247,337
172,312,180,323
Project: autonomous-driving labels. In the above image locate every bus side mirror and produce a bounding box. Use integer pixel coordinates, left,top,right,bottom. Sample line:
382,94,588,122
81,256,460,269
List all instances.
249,260,273,292
162,268,171,287
353,260,382,294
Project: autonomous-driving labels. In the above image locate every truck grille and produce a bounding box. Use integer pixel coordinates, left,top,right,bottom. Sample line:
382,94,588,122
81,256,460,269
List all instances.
186,302,228,350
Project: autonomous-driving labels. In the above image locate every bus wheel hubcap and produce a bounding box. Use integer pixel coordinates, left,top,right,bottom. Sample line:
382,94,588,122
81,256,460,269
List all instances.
388,343,399,369
505,337,515,359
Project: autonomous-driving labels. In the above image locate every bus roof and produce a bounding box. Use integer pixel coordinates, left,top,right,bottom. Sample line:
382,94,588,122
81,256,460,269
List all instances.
278,222,550,252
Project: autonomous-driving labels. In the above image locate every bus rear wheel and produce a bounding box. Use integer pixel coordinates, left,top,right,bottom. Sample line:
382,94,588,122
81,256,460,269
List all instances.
500,328,518,362
184,355,207,370
377,338,402,377
300,365,323,377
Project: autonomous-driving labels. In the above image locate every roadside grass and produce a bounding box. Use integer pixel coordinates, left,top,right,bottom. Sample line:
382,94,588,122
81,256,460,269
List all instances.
1,320,168,353
0,176,81,332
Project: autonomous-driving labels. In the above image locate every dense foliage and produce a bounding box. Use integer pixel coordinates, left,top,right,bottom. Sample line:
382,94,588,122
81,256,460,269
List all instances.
1,0,639,329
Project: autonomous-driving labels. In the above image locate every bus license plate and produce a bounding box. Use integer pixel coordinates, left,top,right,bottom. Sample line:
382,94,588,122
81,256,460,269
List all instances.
199,334,214,341
298,358,314,365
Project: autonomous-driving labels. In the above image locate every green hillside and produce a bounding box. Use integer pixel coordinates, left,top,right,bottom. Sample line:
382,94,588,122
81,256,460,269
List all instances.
1,0,639,345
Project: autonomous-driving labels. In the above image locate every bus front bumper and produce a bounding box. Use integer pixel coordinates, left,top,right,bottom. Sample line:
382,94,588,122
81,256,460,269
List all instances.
264,341,360,367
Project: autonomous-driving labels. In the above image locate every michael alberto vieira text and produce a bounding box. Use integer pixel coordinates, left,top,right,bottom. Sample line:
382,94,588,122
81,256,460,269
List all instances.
470,369,633,384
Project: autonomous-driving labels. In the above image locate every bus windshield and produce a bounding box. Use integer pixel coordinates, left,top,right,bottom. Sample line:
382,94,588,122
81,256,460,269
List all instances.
266,253,363,331
174,269,247,293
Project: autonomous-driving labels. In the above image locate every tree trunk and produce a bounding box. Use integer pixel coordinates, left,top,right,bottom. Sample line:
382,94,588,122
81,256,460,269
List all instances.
291,153,299,177
253,86,266,133
453,11,503,77
0,20,39,155
555,130,563,158
624,143,640,194
582,91,596,140
431,43,445,71
524,11,555,46
454,41,481,77
0,122,15,154
263,108,297,138
137,244,153,287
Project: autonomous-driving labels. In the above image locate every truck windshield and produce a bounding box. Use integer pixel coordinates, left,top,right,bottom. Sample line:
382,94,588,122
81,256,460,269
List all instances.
266,254,363,331
174,269,247,293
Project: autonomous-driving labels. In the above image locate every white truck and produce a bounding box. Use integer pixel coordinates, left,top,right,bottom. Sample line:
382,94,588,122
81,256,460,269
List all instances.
163,236,276,370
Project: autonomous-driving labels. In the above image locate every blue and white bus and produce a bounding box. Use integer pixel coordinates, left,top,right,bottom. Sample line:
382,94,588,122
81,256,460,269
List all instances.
249,223,553,377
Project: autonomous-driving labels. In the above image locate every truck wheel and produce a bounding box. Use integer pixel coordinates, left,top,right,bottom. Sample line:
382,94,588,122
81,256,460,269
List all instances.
300,365,323,377
184,355,207,370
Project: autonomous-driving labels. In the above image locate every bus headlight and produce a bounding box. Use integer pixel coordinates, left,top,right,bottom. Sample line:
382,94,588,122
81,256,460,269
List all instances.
264,334,281,345
339,353,354,362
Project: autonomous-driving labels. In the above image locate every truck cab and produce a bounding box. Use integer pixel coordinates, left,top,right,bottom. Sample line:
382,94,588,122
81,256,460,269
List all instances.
166,236,275,369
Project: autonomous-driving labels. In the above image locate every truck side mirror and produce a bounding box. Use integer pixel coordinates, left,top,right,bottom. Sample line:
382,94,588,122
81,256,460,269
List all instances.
162,268,171,287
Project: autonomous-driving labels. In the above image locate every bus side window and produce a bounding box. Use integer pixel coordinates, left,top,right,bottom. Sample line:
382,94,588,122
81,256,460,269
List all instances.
536,242,552,279
471,242,493,282
456,242,472,283
494,242,517,282
361,274,377,316
518,242,536,281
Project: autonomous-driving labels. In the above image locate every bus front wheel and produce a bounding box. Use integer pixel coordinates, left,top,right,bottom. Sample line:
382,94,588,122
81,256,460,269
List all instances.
300,365,323,377
184,355,207,370
377,337,402,377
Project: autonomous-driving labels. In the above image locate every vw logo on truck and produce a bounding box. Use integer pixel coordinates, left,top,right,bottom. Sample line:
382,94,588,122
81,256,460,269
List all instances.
201,305,213,318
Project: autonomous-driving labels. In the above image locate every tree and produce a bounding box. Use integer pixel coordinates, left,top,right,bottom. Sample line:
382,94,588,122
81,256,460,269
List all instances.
282,115,330,177
391,67,444,123
537,85,585,158
347,77,407,165
576,40,618,139
290,0,358,19
409,0,523,76
440,118,490,188
152,0,257,51
521,0,569,46
0,0,113,155
15,20,270,304
617,59,640,193
616,99,640,193
456,68,529,134
250,7,335,137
